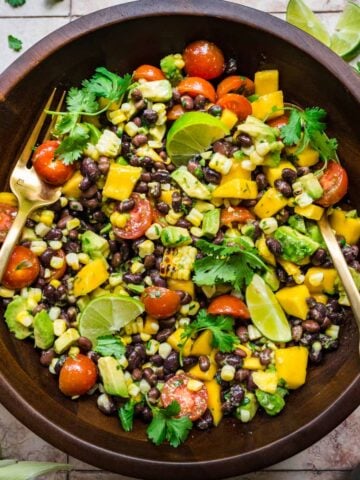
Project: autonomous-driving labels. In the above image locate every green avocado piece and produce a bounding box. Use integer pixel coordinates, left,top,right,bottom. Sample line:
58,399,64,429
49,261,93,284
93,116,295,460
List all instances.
34,310,55,350
255,387,287,416
4,297,31,340
98,356,129,397
202,209,220,238
274,226,319,264
138,79,172,102
160,226,192,247
81,230,110,260
234,392,258,423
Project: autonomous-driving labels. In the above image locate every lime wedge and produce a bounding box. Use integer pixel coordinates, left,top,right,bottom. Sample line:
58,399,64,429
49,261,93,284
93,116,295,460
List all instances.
246,274,292,342
330,1,360,59
79,295,144,346
166,111,229,166
286,0,331,47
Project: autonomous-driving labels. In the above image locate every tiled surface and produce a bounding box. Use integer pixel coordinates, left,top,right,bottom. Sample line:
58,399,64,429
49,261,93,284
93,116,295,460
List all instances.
0,0,359,479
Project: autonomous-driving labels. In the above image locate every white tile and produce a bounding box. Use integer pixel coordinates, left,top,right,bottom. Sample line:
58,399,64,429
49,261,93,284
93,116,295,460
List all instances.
71,0,134,16
0,17,69,73
0,0,70,16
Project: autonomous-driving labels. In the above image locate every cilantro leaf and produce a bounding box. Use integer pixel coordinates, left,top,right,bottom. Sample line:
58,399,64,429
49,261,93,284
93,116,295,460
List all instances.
53,113,78,136
303,107,327,135
309,130,338,162
55,124,89,165
180,310,238,353
118,401,135,432
165,416,193,448
66,87,99,114
6,0,26,6
82,67,132,103
8,35,22,52
280,109,302,146
95,335,126,359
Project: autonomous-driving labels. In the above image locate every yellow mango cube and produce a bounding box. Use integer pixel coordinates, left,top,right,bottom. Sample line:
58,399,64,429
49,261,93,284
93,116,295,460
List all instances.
168,279,195,298
103,164,142,201
73,258,109,297
253,187,288,219
294,204,324,221
255,70,279,96
212,179,258,199
277,259,301,277
275,285,310,320
251,90,284,121
312,293,328,304
252,370,278,394
236,344,252,357
287,145,319,167
220,161,251,183
304,267,338,295
242,357,265,370
220,108,238,129
191,330,213,356
62,170,83,199
264,161,296,187
0,192,17,206
205,379,223,426
189,358,217,381
256,235,276,266
167,328,193,357
329,209,360,245
160,190,176,205
275,346,308,389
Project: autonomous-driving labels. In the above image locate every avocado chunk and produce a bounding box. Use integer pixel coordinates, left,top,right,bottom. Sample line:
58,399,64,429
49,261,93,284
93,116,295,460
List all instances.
54,328,80,354
98,356,129,397
4,296,31,340
288,214,307,234
262,266,280,291
202,209,220,238
138,80,172,102
160,226,192,247
34,310,55,350
234,392,258,423
337,267,360,306
293,173,323,200
81,230,110,260
236,116,277,141
171,166,211,200
255,387,287,416
273,226,319,264
306,222,325,247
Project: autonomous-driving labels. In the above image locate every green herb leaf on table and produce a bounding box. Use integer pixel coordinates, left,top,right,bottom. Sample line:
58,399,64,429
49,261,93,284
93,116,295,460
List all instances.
82,67,132,103
147,400,192,448
180,309,238,353
118,400,135,432
55,124,89,165
0,459,72,480
5,0,26,7
8,35,22,52
95,335,126,359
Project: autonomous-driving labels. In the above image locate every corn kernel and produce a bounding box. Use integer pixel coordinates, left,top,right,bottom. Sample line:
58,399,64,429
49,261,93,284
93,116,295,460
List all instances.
35,222,51,237
66,253,80,270
130,261,145,274
68,346,80,358
53,319,67,336
39,210,55,227
60,197,68,208
145,223,163,240
49,240,62,251
16,311,33,327
124,323,134,335
50,256,65,270
190,226,203,238
108,109,127,125
128,383,141,397
44,268,51,279
84,143,100,160
50,279,61,289
146,339,160,356
66,218,81,231
139,379,151,394
49,307,61,321
30,240,47,255
308,271,324,287
186,208,203,227
187,379,204,392
259,217,278,234
158,342,172,359
124,121,139,137
136,316,144,332
241,159,256,171
178,317,191,328
109,273,123,287
209,152,233,175
0,287,15,298
221,365,236,382
26,296,38,311
138,240,155,258
293,274,305,285
165,209,183,225
78,253,90,265
121,335,133,345
255,140,271,156
140,332,151,342
118,356,129,369
49,358,59,375
110,211,129,228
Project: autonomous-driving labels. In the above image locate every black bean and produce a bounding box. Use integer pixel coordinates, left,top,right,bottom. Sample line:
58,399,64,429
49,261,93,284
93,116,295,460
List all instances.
146,182,159,199
97,156,110,174
151,272,167,287
223,353,243,368
97,393,116,415
235,133,252,148
118,198,135,213
236,325,249,343
350,260,360,272
171,191,182,212
122,142,132,159
153,170,170,183
127,350,142,371
83,198,100,210
222,401,233,414
132,116,142,127
259,348,272,366
32,303,46,315
148,387,161,403
181,95,194,110
44,228,63,241
309,303,327,322
134,181,148,194
194,94,206,109
187,157,201,175
57,215,73,230
54,356,66,375
139,172,151,183
228,384,244,407
235,368,250,383
40,248,55,268
274,179,292,198
142,109,158,125
40,349,55,367
198,355,210,372
300,332,317,347
182,356,198,369
158,317,176,330
182,195,193,208
342,245,358,263
64,241,80,254
282,168,297,184
132,134,148,147
310,349,322,364
156,328,174,343
163,350,179,372
266,238,282,255
213,140,230,157
303,320,321,333
77,336,92,352
131,88,143,101
180,291,192,305
79,176,93,192
68,229,79,241
140,156,154,170
142,406,153,423
247,373,257,392
143,367,158,387
123,272,143,284
292,325,303,342
81,158,100,182
156,201,170,214
297,166,310,177
203,167,221,184
225,57,237,75
255,173,268,191
80,184,98,200
43,284,57,303
143,254,155,270
208,104,222,117
214,352,225,366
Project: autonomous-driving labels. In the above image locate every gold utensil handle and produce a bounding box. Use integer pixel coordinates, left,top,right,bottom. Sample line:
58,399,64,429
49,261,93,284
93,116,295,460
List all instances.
0,204,33,282
318,214,360,334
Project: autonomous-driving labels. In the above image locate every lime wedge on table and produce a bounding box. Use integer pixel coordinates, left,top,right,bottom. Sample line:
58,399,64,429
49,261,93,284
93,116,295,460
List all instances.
246,274,292,343
286,0,331,47
166,111,229,166
79,295,144,346
330,1,360,59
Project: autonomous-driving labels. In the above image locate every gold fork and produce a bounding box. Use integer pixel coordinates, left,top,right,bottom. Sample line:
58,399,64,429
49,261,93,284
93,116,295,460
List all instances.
0,89,66,282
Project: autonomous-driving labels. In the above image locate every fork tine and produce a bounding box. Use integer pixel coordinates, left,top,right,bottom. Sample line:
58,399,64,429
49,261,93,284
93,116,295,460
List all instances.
43,90,66,141
17,88,57,165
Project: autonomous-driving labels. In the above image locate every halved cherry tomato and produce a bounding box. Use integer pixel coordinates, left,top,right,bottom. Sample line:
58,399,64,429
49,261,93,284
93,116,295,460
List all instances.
167,104,185,121
161,374,208,421
208,294,250,319
133,65,165,82
216,94,252,121
183,40,225,80
317,161,348,207
47,249,67,282
59,354,97,397
2,245,40,289
177,77,216,103
267,114,289,129
0,203,17,243
141,286,181,319
216,75,255,98
32,140,75,186
114,193,152,240
221,206,254,226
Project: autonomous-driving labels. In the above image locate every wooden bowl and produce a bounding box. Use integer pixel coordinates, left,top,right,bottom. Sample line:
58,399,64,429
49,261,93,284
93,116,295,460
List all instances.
0,1,359,478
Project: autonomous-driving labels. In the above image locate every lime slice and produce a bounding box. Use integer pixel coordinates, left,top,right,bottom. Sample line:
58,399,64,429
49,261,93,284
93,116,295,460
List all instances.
330,1,360,59
286,0,331,47
79,295,144,346
246,274,292,342
166,111,229,166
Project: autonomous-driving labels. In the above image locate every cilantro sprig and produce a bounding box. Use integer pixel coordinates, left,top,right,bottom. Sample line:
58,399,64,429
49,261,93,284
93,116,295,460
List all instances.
118,400,136,432
193,238,268,291
8,35,22,52
6,0,26,6
94,335,126,359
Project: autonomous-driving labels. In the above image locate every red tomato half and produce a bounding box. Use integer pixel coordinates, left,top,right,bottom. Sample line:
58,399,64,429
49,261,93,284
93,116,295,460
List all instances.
133,65,165,82
32,140,75,186
216,75,255,98
59,354,97,397
183,40,225,80
141,286,181,319
2,245,40,289
216,94,252,121
317,161,348,207
267,114,289,129
0,203,17,243
208,294,250,319
161,374,208,421
221,206,254,226
114,194,152,240
177,77,216,103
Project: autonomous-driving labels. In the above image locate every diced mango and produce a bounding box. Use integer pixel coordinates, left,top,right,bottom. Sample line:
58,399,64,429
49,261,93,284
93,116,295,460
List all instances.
167,327,193,357
0,192,17,206
205,379,223,426
191,330,213,356
242,357,265,370
189,357,217,381
312,293,328,304
264,161,296,187
329,209,360,245
304,267,338,295
251,90,284,121
252,370,278,394
253,187,288,219
254,70,279,96
220,108,238,129
103,164,142,201
167,279,195,298
73,258,109,297
220,161,251,183
294,204,324,221
275,346,308,389
287,145,319,167
212,179,258,199
62,170,83,199
277,259,301,277
160,190,177,205
256,235,276,266
275,285,310,320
